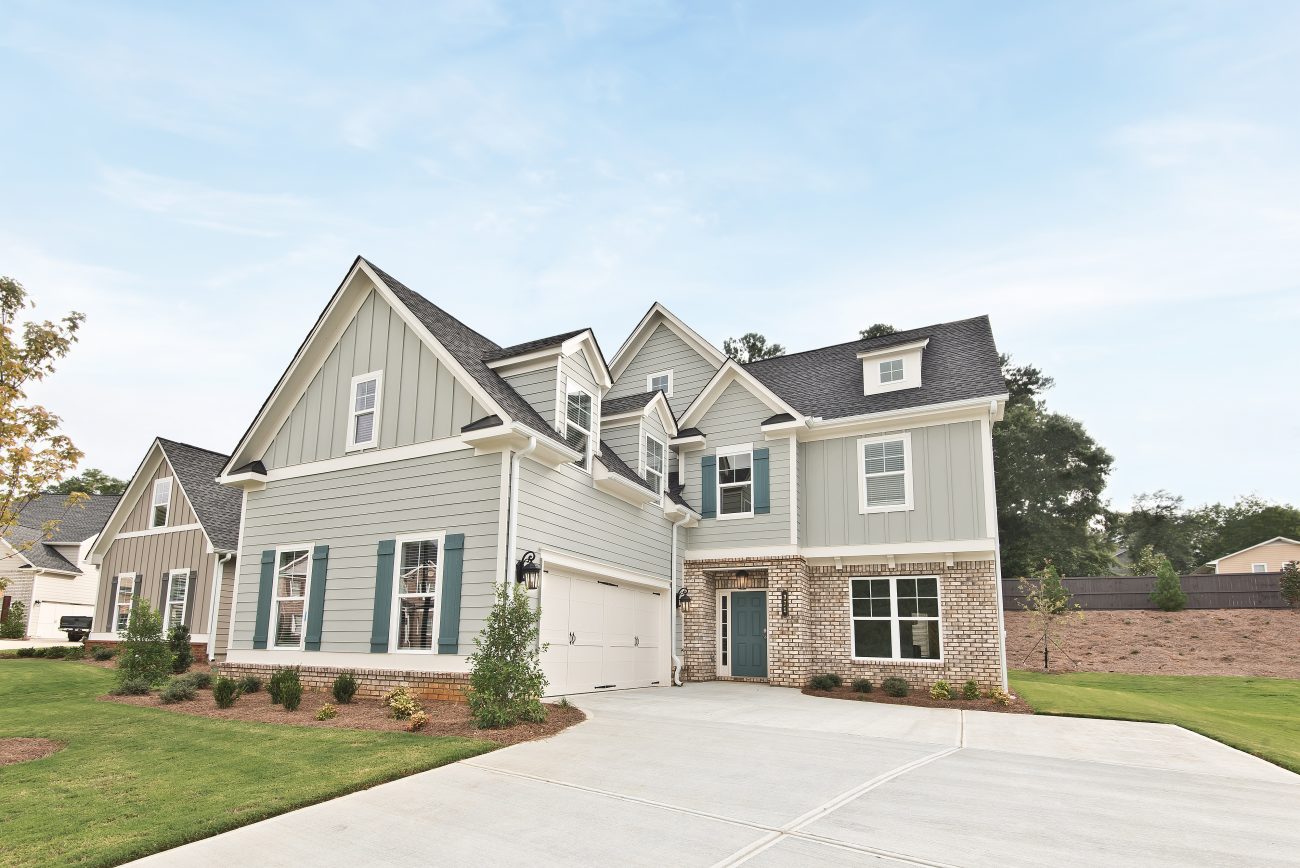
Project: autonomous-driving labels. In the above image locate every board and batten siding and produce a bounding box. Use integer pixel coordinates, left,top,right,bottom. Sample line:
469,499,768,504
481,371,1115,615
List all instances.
682,380,792,550
212,556,236,660
609,323,721,418
121,459,198,533
502,365,559,428
230,449,503,655
799,420,987,547
96,529,217,635
263,290,488,470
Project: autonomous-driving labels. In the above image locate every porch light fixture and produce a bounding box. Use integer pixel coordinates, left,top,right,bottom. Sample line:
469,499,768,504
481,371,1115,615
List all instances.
735,569,749,581
515,551,542,590
675,587,692,612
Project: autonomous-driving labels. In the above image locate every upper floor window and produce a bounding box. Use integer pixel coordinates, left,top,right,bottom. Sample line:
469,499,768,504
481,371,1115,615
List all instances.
150,478,172,528
348,372,382,451
643,434,666,494
393,536,441,652
273,548,310,649
647,370,673,397
879,359,904,383
858,433,913,513
564,379,594,471
717,445,753,519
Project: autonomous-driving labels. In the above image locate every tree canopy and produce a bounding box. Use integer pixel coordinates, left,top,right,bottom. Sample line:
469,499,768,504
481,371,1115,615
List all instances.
859,323,897,339
723,332,784,363
51,468,127,496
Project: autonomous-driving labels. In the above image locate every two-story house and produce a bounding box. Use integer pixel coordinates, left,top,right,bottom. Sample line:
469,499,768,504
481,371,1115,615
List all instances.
212,257,1007,699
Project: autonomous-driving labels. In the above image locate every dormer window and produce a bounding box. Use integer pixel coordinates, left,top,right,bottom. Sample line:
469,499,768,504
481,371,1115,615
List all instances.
563,379,594,471
857,338,928,396
643,433,666,494
879,359,904,384
348,371,382,451
647,370,674,397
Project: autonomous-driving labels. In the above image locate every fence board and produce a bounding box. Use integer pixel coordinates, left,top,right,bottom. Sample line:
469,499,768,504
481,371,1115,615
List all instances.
1002,572,1288,611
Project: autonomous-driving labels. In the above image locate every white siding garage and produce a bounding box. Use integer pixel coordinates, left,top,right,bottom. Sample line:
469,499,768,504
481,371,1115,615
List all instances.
540,571,668,696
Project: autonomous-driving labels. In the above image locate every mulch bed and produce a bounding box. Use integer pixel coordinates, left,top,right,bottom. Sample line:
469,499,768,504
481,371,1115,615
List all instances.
0,737,64,766
803,686,1034,714
101,687,584,746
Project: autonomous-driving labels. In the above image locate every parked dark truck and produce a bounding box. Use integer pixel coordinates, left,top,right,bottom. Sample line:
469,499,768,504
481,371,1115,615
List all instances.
59,615,92,643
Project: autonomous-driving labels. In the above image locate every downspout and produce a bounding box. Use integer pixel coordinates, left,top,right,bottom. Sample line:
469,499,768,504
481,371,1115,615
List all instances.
988,399,1010,693
670,513,690,686
207,552,234,662
505,436,538,588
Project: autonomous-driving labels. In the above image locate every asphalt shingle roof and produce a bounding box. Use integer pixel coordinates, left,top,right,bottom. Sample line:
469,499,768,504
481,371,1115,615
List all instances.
602,391,662,416
481,330,587,362
742,315,1006,420
158,439,243,551
2,493,121,575
5,524,79,572
597,443,655,493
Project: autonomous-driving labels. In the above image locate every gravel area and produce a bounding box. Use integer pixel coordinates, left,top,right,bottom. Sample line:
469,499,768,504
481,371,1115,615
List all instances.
1005,608,1300,677
0,737,64,766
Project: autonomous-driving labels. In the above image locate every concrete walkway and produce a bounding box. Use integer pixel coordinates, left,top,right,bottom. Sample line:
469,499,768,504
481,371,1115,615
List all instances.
134,682,1300,867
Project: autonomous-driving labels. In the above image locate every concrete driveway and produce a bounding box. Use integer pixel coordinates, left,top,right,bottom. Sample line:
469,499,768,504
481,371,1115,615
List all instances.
136,682,1300,867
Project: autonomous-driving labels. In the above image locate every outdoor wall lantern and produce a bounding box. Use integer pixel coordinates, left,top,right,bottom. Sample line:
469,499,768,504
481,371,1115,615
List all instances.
675,586,692,612
735,569,749,581
781,589,790,617
515,551,542,590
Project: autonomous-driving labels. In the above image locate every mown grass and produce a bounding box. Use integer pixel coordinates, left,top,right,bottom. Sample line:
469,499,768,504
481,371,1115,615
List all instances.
1012,669,1300,774
0,661,496,867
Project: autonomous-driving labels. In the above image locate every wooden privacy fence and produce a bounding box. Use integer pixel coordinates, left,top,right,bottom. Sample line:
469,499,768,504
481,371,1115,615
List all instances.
1001,572,1289,611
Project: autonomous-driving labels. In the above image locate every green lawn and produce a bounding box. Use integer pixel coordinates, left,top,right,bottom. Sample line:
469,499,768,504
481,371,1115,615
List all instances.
1012,669,1300,774
0,661,496,868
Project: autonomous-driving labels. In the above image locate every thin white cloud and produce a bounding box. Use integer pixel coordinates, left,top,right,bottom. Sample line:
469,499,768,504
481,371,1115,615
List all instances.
97,168,317,238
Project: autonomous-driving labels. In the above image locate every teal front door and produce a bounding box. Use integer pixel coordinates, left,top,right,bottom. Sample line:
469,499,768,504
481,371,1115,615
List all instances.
730,591,768,678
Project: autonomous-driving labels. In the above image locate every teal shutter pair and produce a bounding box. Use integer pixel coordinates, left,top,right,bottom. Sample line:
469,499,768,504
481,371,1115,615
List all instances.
368,534,466,655
252,545,329,650
700,447,770,518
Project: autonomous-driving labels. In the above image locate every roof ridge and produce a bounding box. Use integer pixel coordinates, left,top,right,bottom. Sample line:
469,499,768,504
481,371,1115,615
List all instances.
742,314,990,368
361,257,505,352
156,437,231,460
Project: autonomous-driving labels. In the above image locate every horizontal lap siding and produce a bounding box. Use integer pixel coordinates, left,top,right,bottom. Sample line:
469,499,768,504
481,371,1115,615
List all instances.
608,323,721,418
799,421,986,547
684,381,791,550
232,450,503,654
97,529,215,633
503,365,559,428
602,422,641,475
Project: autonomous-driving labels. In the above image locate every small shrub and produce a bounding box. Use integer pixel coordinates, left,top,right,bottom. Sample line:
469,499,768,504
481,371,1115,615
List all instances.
807,674,838,691
0,601,26,639
111,677,153,696
168,624,194,673
963,680,979,700
407,710,430,732
159,677,197,704
64,646,86,660
851,678,873,693
316,703,338,721
556,696,571,708
186,671,212,690
383,686,422,720
31,647,50,658
269,667,300,704
1280,560,1300,608
16,646,36,658
92,646,115,661
1149,555,1188,612
237,675,262,694
332,671,358,704
280,679,303,712
929,680,951,700
882,677,909,697
989,687,1012,707
45,646,69,658
213,677,239,708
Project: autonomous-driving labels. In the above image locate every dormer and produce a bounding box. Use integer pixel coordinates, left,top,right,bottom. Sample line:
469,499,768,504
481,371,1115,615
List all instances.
856,338,929,396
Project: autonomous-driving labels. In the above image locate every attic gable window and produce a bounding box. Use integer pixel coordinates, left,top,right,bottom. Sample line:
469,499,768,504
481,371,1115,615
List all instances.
647,370,673,397
151,478,172,528
879,359,904,383
348,371,382,451
564,379,594,471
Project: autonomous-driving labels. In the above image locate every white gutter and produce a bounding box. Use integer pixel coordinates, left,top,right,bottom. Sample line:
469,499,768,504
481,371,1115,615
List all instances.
207,551,234,661
504,436,538,588
670,513,690,686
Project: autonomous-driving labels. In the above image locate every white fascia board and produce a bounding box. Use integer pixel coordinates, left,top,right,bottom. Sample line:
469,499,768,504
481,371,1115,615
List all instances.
561,330,613,390
662,500,700,526
601,392,678,438
1209,536,1300,563
797,395,1008,442
592,460,660,507
855,338,930,360
678,360,803,430
90,440,166,560
760,420,805,438
485,348,562,373
462,421,581,469
647,391,679,438
218,470,267,491
800,539,997,560
609,303,727,381
670,433,707,451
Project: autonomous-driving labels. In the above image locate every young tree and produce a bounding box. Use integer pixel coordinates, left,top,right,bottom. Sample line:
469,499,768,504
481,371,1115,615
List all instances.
168,624,194,673
1149,555,1188,612
859,323,897,339
1131,544,1165,578
1278,560,1300,609
466,581,547,728
116,601,171,686
1017,561,1082,671
0,600,26,638
723,332,785,362
51,468,127,495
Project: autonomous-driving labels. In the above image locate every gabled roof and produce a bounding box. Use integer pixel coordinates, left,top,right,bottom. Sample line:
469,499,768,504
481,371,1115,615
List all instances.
158,439,243,551
601,391,678,438
1208,536,1300,564
602,392,659,415
678,359,805,430
482,329,587,362
0,494,121,575
743,316,1005,421
609,302,727,381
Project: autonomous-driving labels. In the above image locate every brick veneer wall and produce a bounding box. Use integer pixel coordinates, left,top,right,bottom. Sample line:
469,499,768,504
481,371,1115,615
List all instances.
682,555,1005,691
214,662,470,703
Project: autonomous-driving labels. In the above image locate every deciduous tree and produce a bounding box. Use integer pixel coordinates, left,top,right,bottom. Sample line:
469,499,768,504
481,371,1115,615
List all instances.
859,323,897,339
723,332,784,362
51,467,126,496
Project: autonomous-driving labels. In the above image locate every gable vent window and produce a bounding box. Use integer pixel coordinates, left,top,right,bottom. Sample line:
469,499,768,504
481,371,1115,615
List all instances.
858,433,913,513
643,434,666,494
647,370,673,397
151,477,172,528
564,380,594,471
879,359,904,384
348,372,382,450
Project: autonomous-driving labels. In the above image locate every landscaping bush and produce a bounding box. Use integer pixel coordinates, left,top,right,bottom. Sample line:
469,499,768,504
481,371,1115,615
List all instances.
269,667,300,704
237,675,262,694
466,581,547,729
332,671,358,704
116,601,171,688
963,680,980,700
159,677,197,704
16,646,36,658
0,601,26,639
929,680,951,700
92,646,115,661
280,678,303,712
212,677,239,708
989,687,1012,707
383,686,422,720
1280,560,1300,609
111,677,152,696
168,624,193,673
43,646,68,659
882,677,909,697
1149,556,1188,612
851,678,873,693
807,674,839,691
64,645,85,660
186,671,212,690
407,710,430,732
316,703,338,721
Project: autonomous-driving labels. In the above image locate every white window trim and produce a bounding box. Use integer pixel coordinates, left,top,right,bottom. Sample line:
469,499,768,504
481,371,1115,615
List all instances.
857,431,914,514
641,427,667,497
270,544,313,651
150,477,172,528
113,573,136,635
1252,563,1268,573
647,369,674,398
346,371,383,452
849,575,943,663
716,443,754,521
879,359,904,384
163,568,191,633
563,377,595,473
715,588,731,677
388,531,446,654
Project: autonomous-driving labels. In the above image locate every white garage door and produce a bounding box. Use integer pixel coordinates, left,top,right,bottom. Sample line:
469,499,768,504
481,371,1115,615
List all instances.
539,573,665,696
31,603,94,640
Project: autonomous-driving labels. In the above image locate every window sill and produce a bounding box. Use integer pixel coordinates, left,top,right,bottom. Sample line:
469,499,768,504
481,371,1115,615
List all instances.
858,504,914,515
849,657,944,666
715,512,754,521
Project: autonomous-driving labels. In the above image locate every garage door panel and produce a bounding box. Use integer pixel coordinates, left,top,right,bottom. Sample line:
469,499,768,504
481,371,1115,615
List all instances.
539,574,573,648
567,644,604,691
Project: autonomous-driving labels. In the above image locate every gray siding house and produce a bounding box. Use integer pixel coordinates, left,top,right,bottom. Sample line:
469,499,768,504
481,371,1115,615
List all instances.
213,257,1008,698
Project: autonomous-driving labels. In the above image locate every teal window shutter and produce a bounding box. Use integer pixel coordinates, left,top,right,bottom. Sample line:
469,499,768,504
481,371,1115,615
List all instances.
252,550,275,649
753,447,770,515
438,534,465,654
701,456,717,519
304,545,329,651
370,539,396,653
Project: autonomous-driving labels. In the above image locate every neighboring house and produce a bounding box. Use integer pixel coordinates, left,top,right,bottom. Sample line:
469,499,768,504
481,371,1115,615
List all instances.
1210,537,1300,574
0,494,120,639
87,438,242,662
213,257,1008,699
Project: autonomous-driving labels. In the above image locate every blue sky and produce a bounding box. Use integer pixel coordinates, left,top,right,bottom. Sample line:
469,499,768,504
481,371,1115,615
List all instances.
2,1,1297,509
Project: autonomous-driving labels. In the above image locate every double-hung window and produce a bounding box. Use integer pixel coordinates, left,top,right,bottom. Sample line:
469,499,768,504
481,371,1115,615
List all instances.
647,370,673,397
392,536,442,652
717,445,753,518
858,433,913,513
273,548,310,648
851,576,941,660
879,359,904,383
348,371,382,450
163,569,190,632
151,478,172,528
563,380,594,471
113,574,135,632
643,434,666,494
